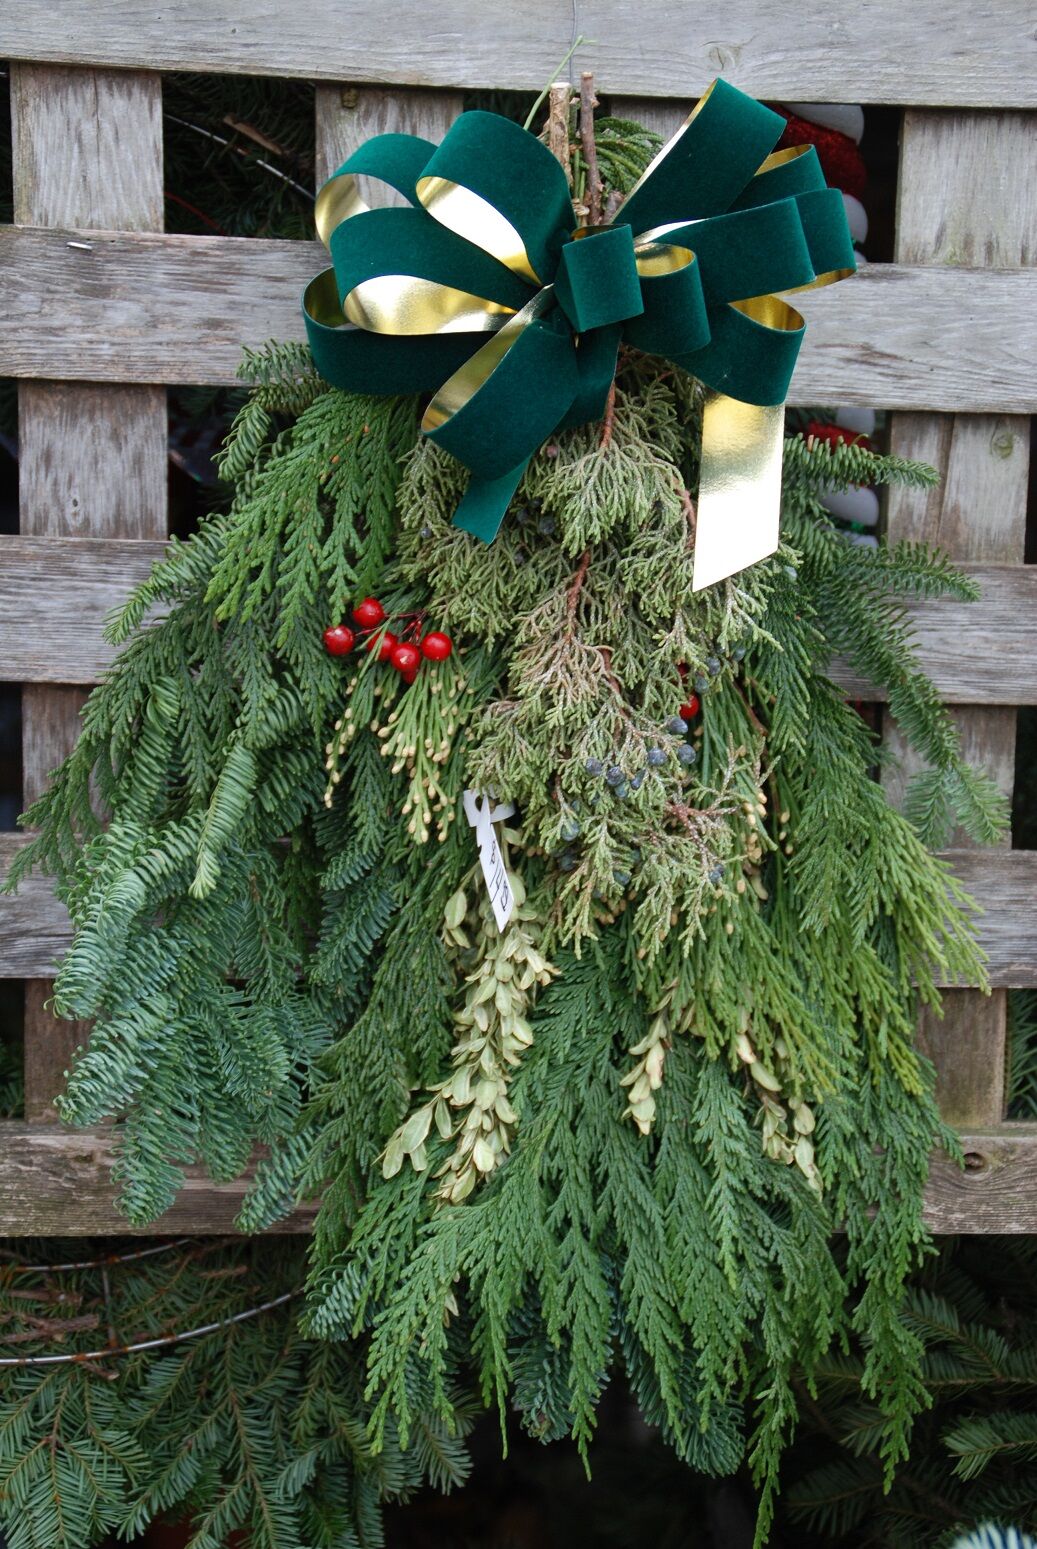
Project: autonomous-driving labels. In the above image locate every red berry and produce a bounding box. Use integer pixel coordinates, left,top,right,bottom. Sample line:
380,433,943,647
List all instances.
678,696,700,721
389,641,422,674
323,624,356,656
352,597,386,629
365,628,398,662
420,631,453,661
402,667,419,686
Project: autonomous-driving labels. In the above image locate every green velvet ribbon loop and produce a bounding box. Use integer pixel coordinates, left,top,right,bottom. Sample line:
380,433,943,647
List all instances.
329,206,533,315
554,226,644,333
301,77,856,554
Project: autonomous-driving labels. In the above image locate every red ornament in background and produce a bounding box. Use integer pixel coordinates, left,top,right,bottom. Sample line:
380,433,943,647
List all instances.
776,112,866,200
679,695,700,721
322,624,356,656
365,627,398,661
420,631,453,661
352,596,386,629
804,418,874,452
389,641,422,675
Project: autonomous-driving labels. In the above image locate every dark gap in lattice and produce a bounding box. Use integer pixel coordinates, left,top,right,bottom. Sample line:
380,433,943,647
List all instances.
0,685,21,833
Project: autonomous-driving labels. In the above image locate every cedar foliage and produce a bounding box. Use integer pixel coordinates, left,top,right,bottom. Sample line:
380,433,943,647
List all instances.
5,111,1009,1547
7,337,1004,1545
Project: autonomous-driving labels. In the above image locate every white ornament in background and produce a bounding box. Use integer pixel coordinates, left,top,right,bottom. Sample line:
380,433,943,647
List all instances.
783,102,865,143
819,485,880,527
842,192,868,244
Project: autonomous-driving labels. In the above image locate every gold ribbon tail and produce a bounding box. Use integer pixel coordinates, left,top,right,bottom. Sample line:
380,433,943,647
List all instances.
691,393,786,592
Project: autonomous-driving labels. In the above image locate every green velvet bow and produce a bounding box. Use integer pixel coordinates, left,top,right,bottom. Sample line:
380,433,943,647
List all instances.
303,78,855,578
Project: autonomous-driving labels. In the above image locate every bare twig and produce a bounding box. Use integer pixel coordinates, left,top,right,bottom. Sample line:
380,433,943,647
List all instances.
165,114,314,201
604,187,625,223
567,548,592,625
579,73,603,226
547,83,573,188
600,377,617,449
675,481,697,546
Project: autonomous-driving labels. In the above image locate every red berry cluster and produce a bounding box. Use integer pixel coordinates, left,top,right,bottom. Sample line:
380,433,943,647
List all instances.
323,598,453,686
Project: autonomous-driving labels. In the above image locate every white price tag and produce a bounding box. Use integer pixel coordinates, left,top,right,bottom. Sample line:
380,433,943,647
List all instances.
463,790,516,933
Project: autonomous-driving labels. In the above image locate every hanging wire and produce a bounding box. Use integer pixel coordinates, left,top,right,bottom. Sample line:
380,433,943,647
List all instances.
0,1289,299,1368
0,1237,198,1275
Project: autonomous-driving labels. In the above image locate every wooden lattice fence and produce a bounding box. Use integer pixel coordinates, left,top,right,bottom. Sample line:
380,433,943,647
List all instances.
0,2,1035,1232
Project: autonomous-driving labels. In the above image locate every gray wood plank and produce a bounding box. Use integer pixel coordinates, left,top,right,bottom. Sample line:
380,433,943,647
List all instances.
0,1116,1029,1234
886,108,1036,1129
17,383,168,543
4,831,1033,985
917,991,1009,1128
4,540,1031,701
11,64,163,230
937,850,1037,991
0,1123,316,1234
12,63,168,1123
314,83,463,190
0,536,165,682
2,229,1035,412
826,563,1037,707
886,413,1031,564
923,1126,1037,1233
895,109,1037,269
0,835,73,979
1,1,1034,107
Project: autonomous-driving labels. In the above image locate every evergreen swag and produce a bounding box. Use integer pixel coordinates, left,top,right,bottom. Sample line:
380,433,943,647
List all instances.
7,124,1008,1545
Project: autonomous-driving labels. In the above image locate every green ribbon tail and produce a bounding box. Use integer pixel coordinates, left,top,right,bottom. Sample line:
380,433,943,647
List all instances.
452,462,530,543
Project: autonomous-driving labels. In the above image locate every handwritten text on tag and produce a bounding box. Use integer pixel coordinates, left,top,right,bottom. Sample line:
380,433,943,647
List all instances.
463,790,516,932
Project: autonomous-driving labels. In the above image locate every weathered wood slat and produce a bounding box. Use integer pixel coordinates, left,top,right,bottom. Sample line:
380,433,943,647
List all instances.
0,1118,1029,1234
314,83,464,191
3,538,1032,703
1,2,1034,107
2,228,1036,413
923,1127,1037,1233
824,563,1037,706
0,536,165,681
884,108,1036,1128
11,62,169,1122
938,850,1037,992
0,1124,316,1234
0,836,75,979
4,830,1033,985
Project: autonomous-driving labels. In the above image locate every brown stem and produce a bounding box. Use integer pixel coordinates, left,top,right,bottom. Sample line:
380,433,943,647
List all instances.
600,376,617,449
603,187,624,223
733,674,768,740
579,72,602,225
675,480,697,548
664,801,703,834
596,644,625,700
567,548,592,626
547,83,573,187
